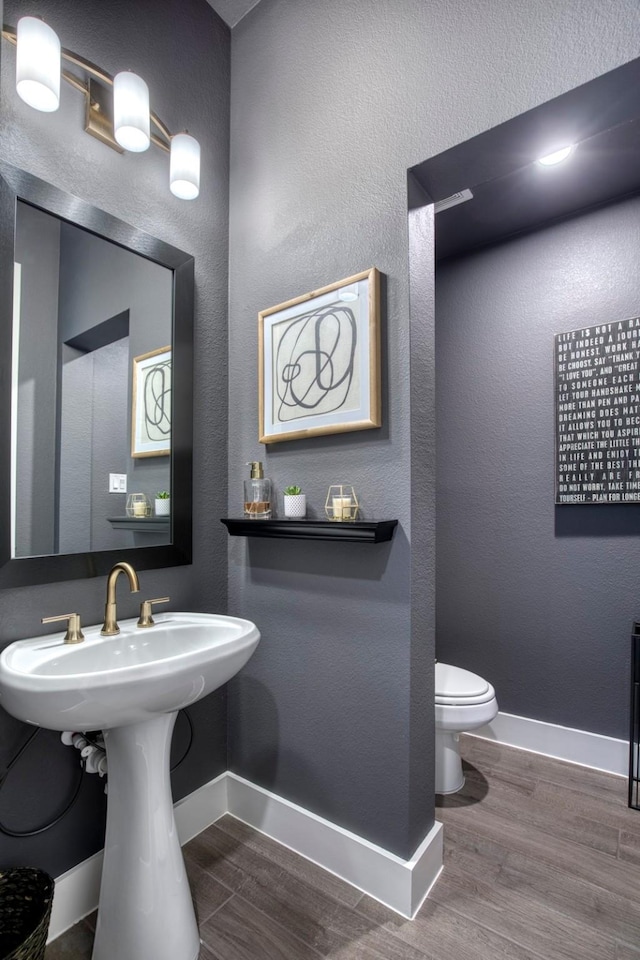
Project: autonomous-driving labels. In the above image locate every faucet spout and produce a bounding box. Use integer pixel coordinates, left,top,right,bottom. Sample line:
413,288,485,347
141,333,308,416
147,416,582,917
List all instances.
101,562,140,636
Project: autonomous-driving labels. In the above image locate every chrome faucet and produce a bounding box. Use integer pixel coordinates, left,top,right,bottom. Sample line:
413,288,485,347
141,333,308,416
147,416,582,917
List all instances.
101,562,140,636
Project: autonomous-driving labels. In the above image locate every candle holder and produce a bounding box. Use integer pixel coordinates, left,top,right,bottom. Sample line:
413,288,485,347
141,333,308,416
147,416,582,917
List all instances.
325,484,359,522
126,493,151,518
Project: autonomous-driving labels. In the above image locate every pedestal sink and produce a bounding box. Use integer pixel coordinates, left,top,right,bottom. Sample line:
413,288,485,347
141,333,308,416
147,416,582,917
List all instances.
0,612,260,960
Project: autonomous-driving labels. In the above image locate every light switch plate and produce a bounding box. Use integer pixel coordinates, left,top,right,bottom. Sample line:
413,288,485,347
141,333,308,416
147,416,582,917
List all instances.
109,473,127,493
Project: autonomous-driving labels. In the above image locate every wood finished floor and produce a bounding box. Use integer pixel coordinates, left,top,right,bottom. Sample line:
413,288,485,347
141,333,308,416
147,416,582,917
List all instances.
45,735,640,959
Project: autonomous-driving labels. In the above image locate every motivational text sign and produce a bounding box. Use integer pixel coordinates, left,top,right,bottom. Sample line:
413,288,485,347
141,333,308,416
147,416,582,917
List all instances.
555,317,640,504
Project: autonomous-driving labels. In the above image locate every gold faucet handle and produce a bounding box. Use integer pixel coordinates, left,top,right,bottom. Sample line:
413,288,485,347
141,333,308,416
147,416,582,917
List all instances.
41,612,85,644
137,597,170,628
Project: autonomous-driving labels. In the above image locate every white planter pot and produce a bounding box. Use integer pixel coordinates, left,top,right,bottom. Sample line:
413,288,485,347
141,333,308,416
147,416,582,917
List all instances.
283,494,306,518
155,498,170,516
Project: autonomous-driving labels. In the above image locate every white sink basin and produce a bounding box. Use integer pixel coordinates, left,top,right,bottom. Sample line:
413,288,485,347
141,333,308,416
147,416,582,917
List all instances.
0,609,260,960
0,611,259,730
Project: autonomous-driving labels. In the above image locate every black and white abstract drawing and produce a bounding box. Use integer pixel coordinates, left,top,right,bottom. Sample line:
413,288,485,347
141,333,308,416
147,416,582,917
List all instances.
131,346,171,457
259,269,381,444
273,301,359,422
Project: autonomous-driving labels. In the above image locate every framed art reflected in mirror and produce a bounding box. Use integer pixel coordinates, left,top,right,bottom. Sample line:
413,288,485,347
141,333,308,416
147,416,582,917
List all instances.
131,346,172,459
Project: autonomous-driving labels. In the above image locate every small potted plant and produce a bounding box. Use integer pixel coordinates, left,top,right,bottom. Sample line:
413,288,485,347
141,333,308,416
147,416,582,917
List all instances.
155,490,170,516
283,485,306,518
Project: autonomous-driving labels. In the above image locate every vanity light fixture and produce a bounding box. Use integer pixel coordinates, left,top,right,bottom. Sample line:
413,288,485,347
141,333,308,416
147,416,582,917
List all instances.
537,144,574,166
2,18,200,199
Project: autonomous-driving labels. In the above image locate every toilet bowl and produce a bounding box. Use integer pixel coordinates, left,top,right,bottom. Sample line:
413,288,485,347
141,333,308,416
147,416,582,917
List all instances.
435,662,498,794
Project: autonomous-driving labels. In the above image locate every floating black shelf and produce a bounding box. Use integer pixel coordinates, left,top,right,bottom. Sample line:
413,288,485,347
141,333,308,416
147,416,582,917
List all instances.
221,518,398,543
108,516,170,533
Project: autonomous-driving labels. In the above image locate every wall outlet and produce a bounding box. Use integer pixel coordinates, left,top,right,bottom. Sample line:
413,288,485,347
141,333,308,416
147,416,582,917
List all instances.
109,473,127,493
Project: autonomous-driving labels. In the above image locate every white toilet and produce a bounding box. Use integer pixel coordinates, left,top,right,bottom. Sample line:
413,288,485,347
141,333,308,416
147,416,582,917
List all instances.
435,661,498,794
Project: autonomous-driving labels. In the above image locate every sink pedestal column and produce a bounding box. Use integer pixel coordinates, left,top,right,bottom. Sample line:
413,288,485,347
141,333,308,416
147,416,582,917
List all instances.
92,712,200,960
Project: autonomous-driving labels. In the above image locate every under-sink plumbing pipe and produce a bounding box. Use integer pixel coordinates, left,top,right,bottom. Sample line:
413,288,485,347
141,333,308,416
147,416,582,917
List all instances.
61,730,108,781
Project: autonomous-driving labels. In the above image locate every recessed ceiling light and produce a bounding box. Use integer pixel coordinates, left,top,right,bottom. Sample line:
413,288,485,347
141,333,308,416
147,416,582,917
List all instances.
537,145,574,166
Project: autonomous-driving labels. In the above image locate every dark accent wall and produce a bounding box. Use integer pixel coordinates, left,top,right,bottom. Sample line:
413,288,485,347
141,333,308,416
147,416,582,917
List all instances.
436,196,640,740
0,0,230,877
226,0,640,860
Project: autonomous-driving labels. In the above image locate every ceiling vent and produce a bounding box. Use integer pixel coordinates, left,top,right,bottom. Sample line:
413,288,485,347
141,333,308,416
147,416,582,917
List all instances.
434,188,473,214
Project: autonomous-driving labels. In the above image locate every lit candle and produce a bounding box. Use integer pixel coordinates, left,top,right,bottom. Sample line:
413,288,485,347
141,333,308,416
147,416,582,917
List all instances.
332,496,352,520
133,501,146,516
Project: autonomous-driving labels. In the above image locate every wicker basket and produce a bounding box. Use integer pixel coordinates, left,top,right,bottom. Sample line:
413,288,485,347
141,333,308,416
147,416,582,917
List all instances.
0,869,54,960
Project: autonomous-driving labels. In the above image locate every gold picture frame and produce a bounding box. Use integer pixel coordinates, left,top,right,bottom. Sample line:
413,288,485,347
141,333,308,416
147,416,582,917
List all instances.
131,345,171,458
258,267,381,444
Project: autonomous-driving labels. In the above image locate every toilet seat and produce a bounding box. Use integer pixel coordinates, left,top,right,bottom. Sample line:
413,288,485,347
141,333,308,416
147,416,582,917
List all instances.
435,662,496,706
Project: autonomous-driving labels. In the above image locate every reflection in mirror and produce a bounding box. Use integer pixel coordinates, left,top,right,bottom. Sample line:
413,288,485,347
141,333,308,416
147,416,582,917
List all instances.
0,160,194,588
13,202,172,558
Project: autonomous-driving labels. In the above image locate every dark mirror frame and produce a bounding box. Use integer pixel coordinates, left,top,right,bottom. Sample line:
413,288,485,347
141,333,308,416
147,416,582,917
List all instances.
0,160,194,588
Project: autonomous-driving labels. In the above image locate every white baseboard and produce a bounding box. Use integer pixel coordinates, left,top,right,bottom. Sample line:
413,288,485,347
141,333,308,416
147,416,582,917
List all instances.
49,770,441,940
472,710,628,777
48,850,104,943
49,712,629,940
48,773,228,942
227,772,443,918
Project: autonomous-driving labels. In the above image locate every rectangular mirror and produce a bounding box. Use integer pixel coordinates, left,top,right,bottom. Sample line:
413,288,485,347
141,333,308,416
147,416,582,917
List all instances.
0,160,194,587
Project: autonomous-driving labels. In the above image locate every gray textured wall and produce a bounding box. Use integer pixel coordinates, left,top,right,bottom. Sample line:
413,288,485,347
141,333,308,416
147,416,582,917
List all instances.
437,196,640,740
59,347,94,554
0,0,230,877
58,221,172,538
227,0,640,859
88,340,131,552
14,202,60,557
58,221,170,347
58,339,130,554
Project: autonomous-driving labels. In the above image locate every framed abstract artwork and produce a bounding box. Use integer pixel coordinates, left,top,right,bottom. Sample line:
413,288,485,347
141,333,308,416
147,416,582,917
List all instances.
258,267,381,444
131,346,172,458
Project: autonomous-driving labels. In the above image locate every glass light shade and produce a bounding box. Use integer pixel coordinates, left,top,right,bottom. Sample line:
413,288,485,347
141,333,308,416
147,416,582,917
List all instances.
113,71,150,152
16,17,61,113
170,134,200,199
